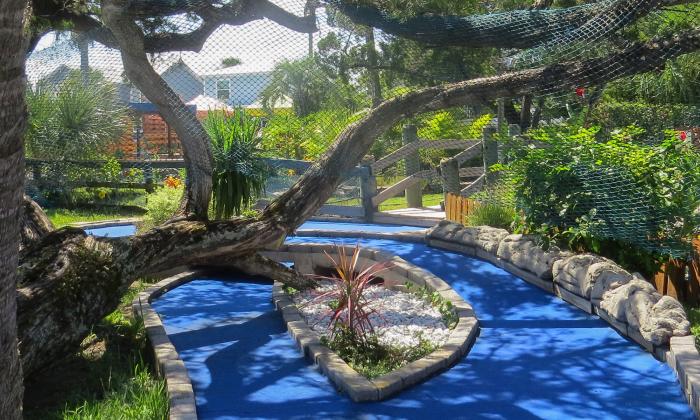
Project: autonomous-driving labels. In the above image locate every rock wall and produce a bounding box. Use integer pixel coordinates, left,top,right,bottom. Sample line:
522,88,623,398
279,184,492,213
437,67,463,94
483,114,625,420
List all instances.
426,220,690,350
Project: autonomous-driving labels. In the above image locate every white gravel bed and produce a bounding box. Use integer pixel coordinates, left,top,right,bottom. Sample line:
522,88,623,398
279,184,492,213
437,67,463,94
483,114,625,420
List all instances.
292,281,451,349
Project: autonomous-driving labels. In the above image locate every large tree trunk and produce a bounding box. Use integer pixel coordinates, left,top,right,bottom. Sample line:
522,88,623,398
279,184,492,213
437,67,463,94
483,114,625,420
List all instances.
0,0,28,417
102,0,214,219
17,27,700,377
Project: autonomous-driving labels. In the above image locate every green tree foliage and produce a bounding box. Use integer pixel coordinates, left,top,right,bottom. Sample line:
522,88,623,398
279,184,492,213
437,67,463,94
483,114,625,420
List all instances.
204,110,269,219
261,109,364,161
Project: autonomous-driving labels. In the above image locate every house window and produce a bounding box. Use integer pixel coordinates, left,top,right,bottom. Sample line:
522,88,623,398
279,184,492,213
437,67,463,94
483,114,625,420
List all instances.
216,80,230,101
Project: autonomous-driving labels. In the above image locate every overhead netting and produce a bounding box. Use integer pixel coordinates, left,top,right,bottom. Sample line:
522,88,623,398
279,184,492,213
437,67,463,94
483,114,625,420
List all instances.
24,0,699,257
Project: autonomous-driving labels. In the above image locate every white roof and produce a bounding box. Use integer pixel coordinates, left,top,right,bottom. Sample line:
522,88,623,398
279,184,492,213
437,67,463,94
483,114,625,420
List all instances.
186,94,233,111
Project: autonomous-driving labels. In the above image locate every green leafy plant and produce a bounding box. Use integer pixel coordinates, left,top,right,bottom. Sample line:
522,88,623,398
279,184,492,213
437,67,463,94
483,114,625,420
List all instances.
204,109,270,219
320,325,436,379
139,185,184,231
404,282,458,328
503,124,700,266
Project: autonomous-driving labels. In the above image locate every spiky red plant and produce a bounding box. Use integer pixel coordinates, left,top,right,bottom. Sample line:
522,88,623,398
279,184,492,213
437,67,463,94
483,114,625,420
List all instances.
313,243,392,343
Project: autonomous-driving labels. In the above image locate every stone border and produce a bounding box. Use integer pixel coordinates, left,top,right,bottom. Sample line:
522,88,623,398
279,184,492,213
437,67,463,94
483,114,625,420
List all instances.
132,271,200,420
262,243,479,402
424,221,699,418
670,335,700,417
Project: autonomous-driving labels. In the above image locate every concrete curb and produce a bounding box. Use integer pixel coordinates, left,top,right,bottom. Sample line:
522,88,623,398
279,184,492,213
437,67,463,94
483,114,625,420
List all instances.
265,244,479,402
133,271,200,420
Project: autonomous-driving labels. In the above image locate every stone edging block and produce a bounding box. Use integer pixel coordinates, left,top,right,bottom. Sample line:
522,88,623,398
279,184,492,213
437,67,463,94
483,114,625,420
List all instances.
133,271,200,420
270,247,479,402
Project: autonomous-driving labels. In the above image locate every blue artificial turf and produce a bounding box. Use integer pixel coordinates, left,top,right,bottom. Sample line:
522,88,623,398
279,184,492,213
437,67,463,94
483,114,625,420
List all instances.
84,223,137,237
148,225,693,419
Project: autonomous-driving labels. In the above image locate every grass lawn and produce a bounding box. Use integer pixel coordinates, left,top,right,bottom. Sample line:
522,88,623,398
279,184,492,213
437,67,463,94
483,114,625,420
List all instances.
45,208,144,228
24,280,168,420
327,193,443,211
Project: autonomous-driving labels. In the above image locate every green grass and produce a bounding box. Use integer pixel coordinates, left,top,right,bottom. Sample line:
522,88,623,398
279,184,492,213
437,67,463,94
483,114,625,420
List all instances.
24,279,168,420
45,208,143,228
327,193,443,211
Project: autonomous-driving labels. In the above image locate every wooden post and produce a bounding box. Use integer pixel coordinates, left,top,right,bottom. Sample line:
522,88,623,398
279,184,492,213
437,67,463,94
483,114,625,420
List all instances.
483,125,498,187
497,98,506,134
402,124,422,208
359,165,377,222
144,165,155,193
166,123,173,158
440,157,460,204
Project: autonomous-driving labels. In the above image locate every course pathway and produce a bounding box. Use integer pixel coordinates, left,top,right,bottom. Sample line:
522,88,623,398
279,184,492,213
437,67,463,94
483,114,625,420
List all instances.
140,221,694,419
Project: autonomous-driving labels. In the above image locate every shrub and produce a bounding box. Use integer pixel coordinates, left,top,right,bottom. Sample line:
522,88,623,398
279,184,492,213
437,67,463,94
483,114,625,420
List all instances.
465,202,515,230
204,110,269,219
140,185,183,231
314,244,391,343
502,124,700,260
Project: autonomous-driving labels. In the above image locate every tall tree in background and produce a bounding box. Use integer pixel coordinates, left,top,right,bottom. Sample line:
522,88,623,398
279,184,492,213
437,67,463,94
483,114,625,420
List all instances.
0,0,27,418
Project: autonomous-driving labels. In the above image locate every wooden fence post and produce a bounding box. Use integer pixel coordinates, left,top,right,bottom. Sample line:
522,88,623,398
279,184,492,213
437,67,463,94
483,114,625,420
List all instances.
402,124,422,208
482,125,498,188
144,165,155,193
359,164,377,222
440,157,460,204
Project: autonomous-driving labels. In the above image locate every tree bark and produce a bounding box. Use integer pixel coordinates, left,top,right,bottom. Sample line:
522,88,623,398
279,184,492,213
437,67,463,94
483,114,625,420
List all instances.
20,195,54,250
16,27,700,378
102,0,214,219
0,0,27,417
365,27,383,108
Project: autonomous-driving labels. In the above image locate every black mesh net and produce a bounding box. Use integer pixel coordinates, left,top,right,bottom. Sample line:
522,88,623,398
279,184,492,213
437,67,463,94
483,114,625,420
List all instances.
24,0,700,256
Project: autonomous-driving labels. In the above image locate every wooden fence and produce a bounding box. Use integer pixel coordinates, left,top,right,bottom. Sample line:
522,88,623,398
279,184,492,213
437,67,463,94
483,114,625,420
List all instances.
654,239,700,305
444,193,477,224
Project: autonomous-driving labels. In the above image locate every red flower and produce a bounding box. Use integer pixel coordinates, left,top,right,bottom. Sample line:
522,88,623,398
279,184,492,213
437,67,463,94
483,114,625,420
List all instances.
679,131,688,141
575,87,585,98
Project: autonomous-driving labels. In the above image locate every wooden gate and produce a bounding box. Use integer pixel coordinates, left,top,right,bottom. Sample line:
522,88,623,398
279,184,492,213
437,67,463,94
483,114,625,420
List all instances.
444,193,476,224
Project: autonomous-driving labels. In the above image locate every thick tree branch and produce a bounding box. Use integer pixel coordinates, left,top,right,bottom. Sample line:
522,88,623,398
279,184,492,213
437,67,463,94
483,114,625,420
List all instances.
102,0,213,218
31,0,317,54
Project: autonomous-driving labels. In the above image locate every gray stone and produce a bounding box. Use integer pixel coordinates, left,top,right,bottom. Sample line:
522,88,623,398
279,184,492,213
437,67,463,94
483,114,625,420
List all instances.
642,296,691,345
552,254,606,298
426,220,462,240
594,306,628,335
497,234,568,279
554,284,593,314
457,226,509,254
587,261,633,304
599,278,656,322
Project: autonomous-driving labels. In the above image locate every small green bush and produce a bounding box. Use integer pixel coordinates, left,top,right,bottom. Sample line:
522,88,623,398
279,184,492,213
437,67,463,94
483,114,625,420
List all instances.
140,186,183,231
465,202,515,231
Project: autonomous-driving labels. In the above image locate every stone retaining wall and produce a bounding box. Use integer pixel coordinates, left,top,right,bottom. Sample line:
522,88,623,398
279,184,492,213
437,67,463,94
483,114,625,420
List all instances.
133,272,200,420
262,243,480,402
426,220,698,417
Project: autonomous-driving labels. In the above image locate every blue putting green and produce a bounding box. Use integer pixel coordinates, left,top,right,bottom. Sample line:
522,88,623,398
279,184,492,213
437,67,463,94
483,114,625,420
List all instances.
84,223,136,237
147,223,693,420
